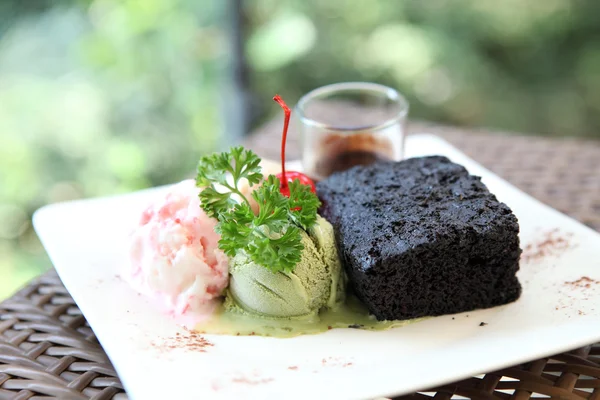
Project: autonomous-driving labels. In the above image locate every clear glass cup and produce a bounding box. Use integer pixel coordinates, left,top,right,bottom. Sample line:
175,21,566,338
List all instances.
296,82,409,181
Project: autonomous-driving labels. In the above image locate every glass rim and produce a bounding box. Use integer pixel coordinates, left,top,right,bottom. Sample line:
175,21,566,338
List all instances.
295,82,409,132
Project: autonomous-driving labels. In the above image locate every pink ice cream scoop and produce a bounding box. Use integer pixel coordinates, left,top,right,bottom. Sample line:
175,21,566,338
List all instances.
127,179,228,319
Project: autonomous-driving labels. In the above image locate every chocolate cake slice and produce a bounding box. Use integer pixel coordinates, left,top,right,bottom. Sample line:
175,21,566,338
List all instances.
317,156,521,321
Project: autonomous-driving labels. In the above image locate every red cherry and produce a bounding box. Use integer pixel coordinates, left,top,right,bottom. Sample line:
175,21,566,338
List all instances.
276,171,316,197
273,94,316,198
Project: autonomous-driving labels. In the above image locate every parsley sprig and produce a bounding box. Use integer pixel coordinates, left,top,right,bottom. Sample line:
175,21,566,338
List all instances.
196,146,263,217
196,146,321,272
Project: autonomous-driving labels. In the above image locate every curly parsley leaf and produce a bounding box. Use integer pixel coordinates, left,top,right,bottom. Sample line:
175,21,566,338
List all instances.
247,226,303,272
198,186,237,219
196,148,320,272
216,187,303,272
196,146,262,217
286,179,321,230
229,146,263,187
252,175,290,232
215,202,254,257
196,151,232,187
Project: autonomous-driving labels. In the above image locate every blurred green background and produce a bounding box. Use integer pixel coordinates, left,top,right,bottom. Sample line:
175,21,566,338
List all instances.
1,0,599,299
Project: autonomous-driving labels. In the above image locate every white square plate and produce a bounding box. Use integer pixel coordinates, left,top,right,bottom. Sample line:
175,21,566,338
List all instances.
34,134,600,400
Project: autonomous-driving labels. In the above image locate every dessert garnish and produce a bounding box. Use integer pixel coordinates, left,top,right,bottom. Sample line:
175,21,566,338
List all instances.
196,146,320,273
272,95,316,195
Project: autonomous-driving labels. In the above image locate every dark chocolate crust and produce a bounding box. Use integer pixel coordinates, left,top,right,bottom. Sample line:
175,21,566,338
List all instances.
316,156,522,321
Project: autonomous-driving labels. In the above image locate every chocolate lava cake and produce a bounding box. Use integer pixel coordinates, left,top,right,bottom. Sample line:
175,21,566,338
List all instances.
317,156,522,321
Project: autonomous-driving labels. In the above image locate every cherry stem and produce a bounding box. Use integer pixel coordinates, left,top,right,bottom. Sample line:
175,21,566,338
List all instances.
273,94,291,189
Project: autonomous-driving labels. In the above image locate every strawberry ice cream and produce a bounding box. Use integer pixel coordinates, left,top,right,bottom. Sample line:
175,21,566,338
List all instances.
127,179,228,319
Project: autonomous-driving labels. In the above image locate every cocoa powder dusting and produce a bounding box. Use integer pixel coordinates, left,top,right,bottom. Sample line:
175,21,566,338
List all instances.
320,357,354,368
521,229,574,263
151,327,213,353
231,377,274,385
555,276,600,315
212,372,275,390
564,276,600,289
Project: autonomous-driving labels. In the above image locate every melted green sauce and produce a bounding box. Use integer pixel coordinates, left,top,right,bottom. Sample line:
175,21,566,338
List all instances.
196,295,421,338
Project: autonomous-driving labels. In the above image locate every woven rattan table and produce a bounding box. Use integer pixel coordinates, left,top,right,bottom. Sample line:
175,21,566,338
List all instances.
1,122,599,399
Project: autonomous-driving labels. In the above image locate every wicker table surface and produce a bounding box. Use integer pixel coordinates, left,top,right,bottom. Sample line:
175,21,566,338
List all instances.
1,123,599,399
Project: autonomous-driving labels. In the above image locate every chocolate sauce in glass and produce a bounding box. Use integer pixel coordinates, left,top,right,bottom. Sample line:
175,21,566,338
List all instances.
311,132,395,180
317,150,392,178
